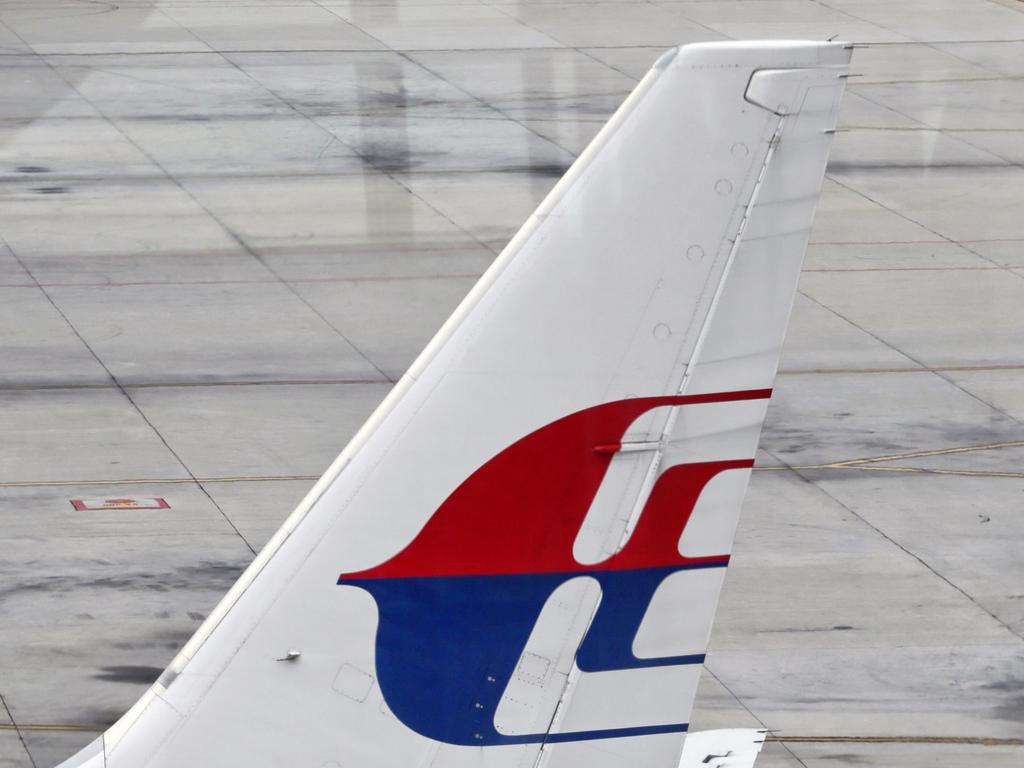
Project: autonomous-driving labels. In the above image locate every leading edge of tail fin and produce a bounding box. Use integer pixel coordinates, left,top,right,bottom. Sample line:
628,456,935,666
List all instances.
58,41,850,768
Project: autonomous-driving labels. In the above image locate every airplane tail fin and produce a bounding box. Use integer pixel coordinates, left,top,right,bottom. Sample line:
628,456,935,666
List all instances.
59,41,850,768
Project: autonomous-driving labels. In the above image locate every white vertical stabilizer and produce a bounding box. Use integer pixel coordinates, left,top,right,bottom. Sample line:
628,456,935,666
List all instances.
57,41,849,768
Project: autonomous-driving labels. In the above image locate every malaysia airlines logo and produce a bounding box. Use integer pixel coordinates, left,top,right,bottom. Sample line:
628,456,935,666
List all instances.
338,389,768,746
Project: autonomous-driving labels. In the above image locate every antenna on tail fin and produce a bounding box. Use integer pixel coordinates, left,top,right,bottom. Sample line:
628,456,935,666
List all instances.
59,40,849,768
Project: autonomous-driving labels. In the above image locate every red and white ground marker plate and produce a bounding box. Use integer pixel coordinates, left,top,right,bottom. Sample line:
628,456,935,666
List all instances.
70,497,170,511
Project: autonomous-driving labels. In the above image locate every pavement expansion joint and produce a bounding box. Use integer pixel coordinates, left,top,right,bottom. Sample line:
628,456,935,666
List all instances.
1,724,1018,747
757,440,1024,479
6,442,1024,488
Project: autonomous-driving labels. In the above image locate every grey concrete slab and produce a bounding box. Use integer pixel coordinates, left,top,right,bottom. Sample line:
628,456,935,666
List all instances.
19,734,95,768
0,5,208,55
408,48,635,120
0,57,97,121
658,0,845,28
0,118,154,181
737,470,897,566
947,368,1024,423
47,282,385,384
762,372,1022,468
780,292,920,373
0,179,271,286
202,478,311,550
225,51,491,120
954,129,1024,166
0,243,30,287
160,4,385,52
293,274,477,378
578,45,670,81
114,0,341,4
707,644,1024,737
799,268,1024,368
828,127,1006,172
263,240,494,283
493,1,718,48
400,170,552,248
0,286,109,388
314,114,575,174
824,0,1024,42
127,382,390,477
50,53,293,119
0,533,251,726
0,389,186,484
785,742,1024,767
321,0,484,6
805,472,1024,637
803,241,994,272
744,743,802,768
688,671,763,732
115,115,363,177
0,535,247,640
660,0,908,43
939,40,1024,77
520,117,602,156
180,174,476,253
836,91,924,130
721,474,1016,651
969,239,1024,268
326,2,562,51
0,16,31,55
0,733,30,768
852,79,1024,131
808,178,944,245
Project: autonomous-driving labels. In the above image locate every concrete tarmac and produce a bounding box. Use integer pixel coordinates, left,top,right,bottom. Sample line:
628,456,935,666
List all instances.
1,0,1022,766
